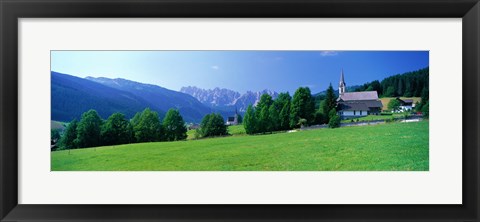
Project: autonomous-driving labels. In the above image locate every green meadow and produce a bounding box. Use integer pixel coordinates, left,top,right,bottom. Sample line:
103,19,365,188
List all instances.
51,121,429,171
340,114,404,123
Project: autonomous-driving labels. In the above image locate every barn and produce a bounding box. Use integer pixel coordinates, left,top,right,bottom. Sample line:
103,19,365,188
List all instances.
396,97,414,111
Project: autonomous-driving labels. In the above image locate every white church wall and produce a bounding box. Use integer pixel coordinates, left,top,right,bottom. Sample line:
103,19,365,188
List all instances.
341,110,368,117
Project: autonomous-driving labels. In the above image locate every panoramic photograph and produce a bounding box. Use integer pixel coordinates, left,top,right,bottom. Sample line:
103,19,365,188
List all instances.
50,50,429,171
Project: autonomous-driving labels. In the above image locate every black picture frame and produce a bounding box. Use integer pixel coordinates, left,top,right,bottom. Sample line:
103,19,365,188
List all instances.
1,0,479,221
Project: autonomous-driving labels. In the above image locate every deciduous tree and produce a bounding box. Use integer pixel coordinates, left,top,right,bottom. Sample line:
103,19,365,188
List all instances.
58,119,78,150
163,109,188,141
388,99,401,112
199,113,228,137
76,110,103,148
132,108,164,142
290,87,315,128
101,112,134,145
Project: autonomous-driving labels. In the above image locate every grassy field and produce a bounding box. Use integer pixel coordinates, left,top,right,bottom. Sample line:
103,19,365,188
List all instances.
187,125,246,140
51,121,429,171
380,97,421,111
341,114,405,123
227,125,247,136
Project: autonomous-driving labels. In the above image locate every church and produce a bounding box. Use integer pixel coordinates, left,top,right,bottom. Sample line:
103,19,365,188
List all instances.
336,69,383,119
226,108,239,126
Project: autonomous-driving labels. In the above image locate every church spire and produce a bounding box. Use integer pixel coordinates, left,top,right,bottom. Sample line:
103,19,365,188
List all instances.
340,69,345,84
339,69,346,95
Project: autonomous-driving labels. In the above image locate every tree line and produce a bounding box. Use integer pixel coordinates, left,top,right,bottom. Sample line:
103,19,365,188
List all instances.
387,86,429,118
352,67,429,118
52,107,236,150
243,85,340,135
354,67,429,98
53,108,188,150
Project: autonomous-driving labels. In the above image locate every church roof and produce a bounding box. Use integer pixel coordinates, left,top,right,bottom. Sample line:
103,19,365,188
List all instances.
339,91,379,101
338,102,369,111
338,100,383,111
361,100,383,108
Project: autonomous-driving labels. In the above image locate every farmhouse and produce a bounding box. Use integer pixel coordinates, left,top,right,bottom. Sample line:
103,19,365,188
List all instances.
396,97,414,111
336,70,383,119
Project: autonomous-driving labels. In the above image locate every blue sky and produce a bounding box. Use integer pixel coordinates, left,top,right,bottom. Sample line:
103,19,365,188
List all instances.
51,51,428,94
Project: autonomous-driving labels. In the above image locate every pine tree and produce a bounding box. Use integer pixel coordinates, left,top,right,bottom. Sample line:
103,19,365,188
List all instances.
323,83,337,122
258,106,270,133
255,94,275,133
243,105,257,134
268,105,280,132
275,92,292,130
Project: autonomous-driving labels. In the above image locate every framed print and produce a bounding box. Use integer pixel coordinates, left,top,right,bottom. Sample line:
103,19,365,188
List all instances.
1,0,479,221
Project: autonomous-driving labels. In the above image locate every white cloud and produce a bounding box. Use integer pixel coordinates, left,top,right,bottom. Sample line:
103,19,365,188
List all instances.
211,65,220,70
320,51,339,57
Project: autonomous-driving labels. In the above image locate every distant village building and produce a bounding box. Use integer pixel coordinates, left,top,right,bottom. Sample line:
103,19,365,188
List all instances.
396,97,414,112
187,123,200,130
226,108,239,126
337,69,383,119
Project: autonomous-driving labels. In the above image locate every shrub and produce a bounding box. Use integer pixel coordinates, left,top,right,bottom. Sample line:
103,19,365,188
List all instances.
421,102,429,119
298,118,308,128
314,111,327,125
388,99,401,112
328,114,341,128
193,129,201,140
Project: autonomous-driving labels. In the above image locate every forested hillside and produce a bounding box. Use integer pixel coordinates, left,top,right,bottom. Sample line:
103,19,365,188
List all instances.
354,67,429,97
51,72,159,122
86,77,214,123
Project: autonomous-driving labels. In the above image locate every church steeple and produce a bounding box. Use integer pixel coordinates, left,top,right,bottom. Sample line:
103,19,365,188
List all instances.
339,69,346,95
234,106,238,125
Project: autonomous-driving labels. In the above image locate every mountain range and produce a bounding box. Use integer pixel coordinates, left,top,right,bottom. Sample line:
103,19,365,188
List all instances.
180,86,278,112
52,67,427,123
85,76,214,122
52,72,216,123
52,72,276,124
